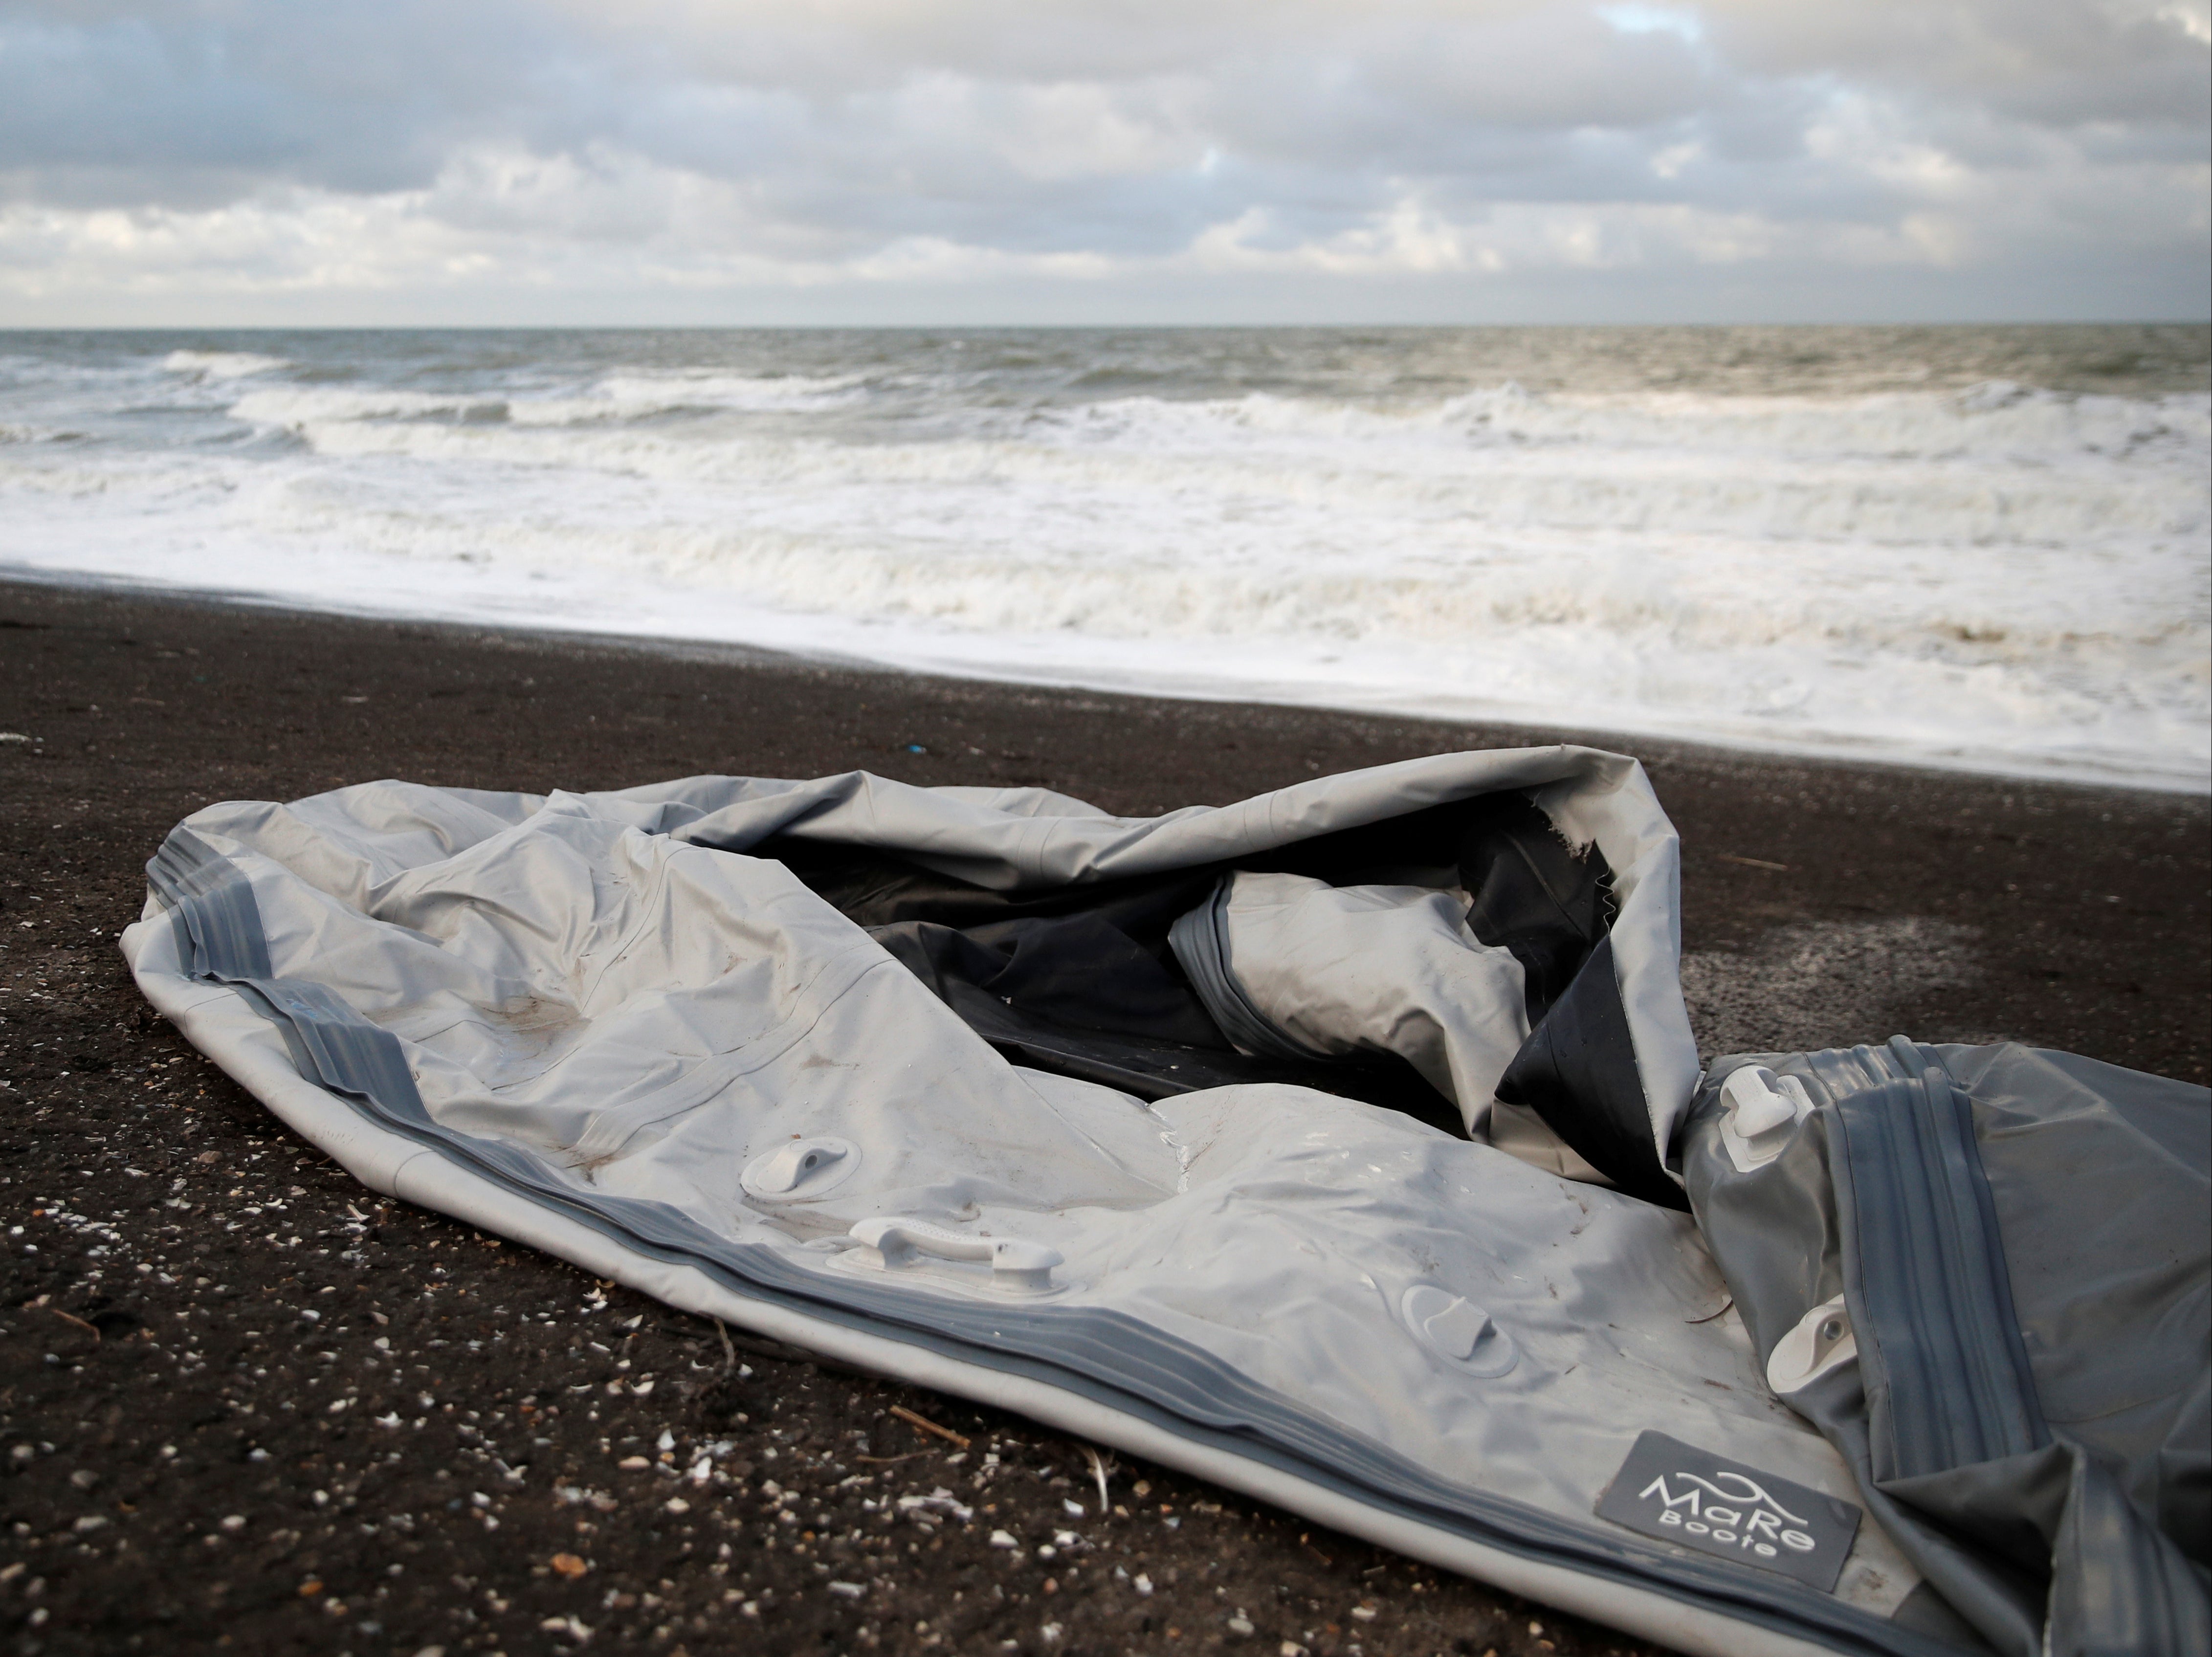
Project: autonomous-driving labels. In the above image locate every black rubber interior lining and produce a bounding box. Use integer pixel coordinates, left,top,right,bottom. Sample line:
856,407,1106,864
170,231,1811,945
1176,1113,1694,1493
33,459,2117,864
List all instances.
760,789,1633,1164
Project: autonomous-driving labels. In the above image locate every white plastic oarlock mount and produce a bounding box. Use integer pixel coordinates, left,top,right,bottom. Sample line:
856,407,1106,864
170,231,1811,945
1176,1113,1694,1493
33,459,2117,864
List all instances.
1717,1066,1814,1173
1400,1283,1519,1378
1765,1297,1858,1395
740,1137,859,1203
845,1216,1063,1296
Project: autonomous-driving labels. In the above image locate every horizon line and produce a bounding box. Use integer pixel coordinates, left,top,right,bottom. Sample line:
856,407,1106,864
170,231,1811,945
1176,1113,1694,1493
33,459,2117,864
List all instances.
4,317,2209,332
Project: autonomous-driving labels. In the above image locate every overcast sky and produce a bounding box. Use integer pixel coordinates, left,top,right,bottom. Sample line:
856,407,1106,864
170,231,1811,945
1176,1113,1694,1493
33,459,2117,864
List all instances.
0,0,2205,326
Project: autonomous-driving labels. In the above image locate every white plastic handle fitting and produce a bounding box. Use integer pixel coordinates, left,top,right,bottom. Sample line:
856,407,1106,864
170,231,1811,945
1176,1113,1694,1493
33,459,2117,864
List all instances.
847,1216,1062,1295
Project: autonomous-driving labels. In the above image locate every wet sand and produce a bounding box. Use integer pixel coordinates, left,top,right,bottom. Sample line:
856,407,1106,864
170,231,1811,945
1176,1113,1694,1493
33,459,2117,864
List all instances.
1,574,2205,1657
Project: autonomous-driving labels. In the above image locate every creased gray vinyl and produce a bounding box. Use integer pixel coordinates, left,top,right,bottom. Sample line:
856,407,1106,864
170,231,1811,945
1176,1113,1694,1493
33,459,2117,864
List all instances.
117,753,1962,1657
1685,1039,2211,1657
1172,870,1531,1133
221,748,1700,1176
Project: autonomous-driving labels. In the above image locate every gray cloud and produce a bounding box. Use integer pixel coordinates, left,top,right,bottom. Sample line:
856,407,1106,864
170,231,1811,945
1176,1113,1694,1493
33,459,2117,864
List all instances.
1703,0,2210,125
0,0,2203,321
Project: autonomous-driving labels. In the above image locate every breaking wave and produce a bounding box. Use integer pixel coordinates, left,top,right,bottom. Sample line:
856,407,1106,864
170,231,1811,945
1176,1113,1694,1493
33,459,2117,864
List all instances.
161,349,289,382
3,327,2206,788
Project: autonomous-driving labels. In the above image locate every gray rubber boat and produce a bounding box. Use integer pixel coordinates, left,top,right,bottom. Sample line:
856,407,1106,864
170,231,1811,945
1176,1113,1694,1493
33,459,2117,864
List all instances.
123,748,2209,1656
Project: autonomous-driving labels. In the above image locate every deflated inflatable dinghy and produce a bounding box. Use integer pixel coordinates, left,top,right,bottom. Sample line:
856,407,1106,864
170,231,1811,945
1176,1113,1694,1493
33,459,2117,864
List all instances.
121,748,2209,1657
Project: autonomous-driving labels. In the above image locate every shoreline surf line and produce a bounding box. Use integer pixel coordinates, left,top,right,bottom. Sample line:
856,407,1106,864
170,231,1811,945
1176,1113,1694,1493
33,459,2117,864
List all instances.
3,559,2204,798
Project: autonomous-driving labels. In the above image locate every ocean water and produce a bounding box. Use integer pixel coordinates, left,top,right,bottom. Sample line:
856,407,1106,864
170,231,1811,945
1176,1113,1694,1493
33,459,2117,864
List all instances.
1,325,2206,789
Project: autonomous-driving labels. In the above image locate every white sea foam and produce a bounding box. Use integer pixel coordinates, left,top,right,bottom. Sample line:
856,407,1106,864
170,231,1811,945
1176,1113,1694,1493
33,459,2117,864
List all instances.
161,349,288,382
3,331,2206,789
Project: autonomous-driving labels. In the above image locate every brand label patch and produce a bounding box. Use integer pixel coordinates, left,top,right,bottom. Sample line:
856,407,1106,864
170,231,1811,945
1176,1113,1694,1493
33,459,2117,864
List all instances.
1595,1431,1861,1591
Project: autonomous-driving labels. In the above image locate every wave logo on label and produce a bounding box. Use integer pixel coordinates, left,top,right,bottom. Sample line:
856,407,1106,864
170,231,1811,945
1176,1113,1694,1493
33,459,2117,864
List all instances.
1595,1431,1862,1592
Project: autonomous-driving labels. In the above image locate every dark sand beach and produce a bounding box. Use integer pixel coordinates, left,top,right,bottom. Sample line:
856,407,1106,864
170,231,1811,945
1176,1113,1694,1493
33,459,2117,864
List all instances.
1,572,2205,1657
